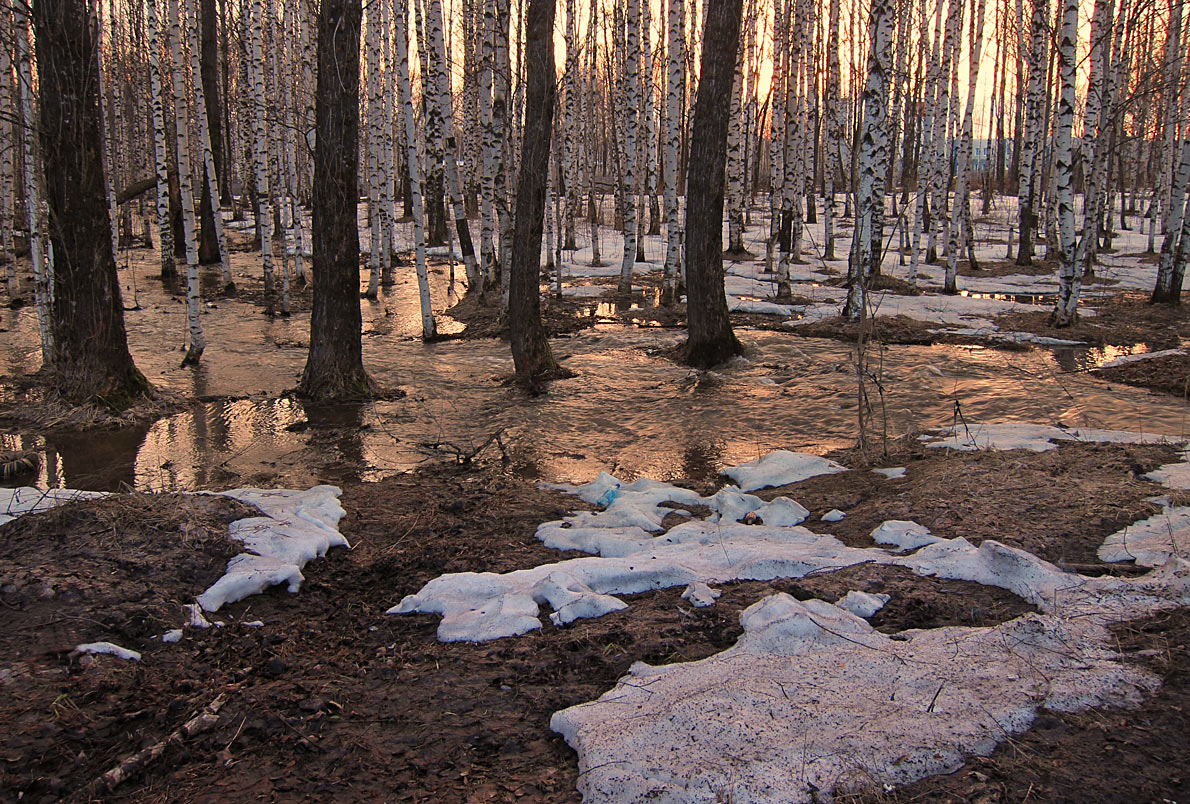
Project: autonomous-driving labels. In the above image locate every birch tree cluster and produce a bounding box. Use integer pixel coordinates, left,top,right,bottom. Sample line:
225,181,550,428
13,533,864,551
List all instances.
2,0,1190,378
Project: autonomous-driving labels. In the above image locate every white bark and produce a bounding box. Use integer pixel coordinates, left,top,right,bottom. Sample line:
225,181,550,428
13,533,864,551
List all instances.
617,0,642,294
0,2,18,302
661,0,684,301
823,0,842,263
186,0,231,290
945,0,986,293
844,0,893,320
1051,0,1079,324
366,0,384,299
395,0,437,339
168,0,205,363
247,0,276,307
146,0,175,279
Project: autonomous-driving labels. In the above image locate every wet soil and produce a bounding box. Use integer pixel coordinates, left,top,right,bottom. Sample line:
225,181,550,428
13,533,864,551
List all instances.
1094,352,1190,399
996,292,1190,351
0,439,1185,803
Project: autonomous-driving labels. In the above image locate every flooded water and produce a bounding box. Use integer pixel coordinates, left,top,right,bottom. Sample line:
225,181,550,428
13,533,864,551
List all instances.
1,250,1186,493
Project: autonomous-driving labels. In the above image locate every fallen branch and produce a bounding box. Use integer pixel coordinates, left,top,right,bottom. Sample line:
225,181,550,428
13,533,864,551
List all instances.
417,429,509,465
78,693,227,798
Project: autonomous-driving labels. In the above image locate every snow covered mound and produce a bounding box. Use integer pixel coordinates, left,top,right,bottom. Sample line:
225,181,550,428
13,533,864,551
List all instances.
551,590,1162,804
196,485,349,611
0,487,108,525
922,423,1175,452
722,450,847,491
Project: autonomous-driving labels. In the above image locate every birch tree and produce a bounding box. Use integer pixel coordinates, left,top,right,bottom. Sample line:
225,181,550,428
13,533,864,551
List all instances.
661,0,685,305
1,3,19,304
844,0,893,321
1016,0,1047,265
395,0,438,338
15,3,50,360
945,0,987,292
167,0,204,364
1050,0,1079,325
247,0,277,310
617,0,642,295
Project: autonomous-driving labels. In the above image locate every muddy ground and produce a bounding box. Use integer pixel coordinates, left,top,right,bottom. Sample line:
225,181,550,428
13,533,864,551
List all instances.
1,439,1187,803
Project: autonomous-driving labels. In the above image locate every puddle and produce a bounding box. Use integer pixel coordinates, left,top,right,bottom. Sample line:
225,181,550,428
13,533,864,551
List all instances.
1,251,1187,493
959,290,1057,306
1051,343,1156,373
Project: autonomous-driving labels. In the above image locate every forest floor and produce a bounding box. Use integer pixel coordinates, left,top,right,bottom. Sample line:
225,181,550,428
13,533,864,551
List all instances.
1,437,1188,803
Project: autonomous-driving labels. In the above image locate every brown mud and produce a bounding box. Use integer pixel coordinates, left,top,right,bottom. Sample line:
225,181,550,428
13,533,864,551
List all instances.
1,440,1186,803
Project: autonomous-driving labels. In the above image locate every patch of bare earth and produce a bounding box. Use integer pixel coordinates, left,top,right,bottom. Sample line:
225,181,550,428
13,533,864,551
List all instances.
0,441,1185,802
1094,352,1190,399
995,291,1190,350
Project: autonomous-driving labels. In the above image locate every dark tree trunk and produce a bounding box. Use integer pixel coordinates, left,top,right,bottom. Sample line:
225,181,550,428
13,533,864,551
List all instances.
198,0,222,264
508,0,559,385
683,0,743,369
298,0,372,400
35,0,150,408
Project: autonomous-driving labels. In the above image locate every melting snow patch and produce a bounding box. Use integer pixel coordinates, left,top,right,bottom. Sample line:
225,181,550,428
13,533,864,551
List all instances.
196,485,348,612
836,589,889,618
550,590,1162,804
1098,348,1185,368
682,582,721,608
1099,507,1190,568
822,509,846,522
75,642,141,662
871,520,938,552
923,423,1176,453
161,629,184,644
722,450,847,491
873,466,907,479
0,487,108,525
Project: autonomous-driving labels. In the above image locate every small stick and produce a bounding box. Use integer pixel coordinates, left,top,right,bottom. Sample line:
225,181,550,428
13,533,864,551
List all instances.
78,693,227,798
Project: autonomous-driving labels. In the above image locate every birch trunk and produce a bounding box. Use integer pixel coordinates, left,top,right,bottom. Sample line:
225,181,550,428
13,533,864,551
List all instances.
823,0,842,262
247,0,276,307
146,0,176,281
1016,0,1046,265
1050,0,1079,325
1,3,20,303
661,0,685,305
15,4,50,357
843,0,893,320
167,0,204,363
617,0,642,294
365,0,383,299
395,0,437,337
945,0,986,293
186,0,231,291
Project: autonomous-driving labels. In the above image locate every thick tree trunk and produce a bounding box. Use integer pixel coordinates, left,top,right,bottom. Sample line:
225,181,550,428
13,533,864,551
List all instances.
683,0,744,369
298,0,372,400
509,0,560,384
35,0,150,408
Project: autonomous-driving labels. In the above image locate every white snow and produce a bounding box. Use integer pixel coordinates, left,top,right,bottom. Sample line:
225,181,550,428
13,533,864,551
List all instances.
0,487,108,525
872,466,907,479
821,509,846,522
871,520,939,552
922,422,1177,452
835,589,890,618
161,630,184,644
722,449,847,491
75,642,141,662
1097,348,1186,369
392,428,1190,802
196,485,349,612
682,582,721,608
1099,507,1190,568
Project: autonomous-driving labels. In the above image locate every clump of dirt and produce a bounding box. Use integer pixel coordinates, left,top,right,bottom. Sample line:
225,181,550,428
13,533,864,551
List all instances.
791,314,940,345
995,291,1190,350
856,608,1190,804
0,493,260,655
1094,352,1190,398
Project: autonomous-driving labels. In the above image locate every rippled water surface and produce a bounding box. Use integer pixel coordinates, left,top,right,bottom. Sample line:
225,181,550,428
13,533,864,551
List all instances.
0,252,1185,492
